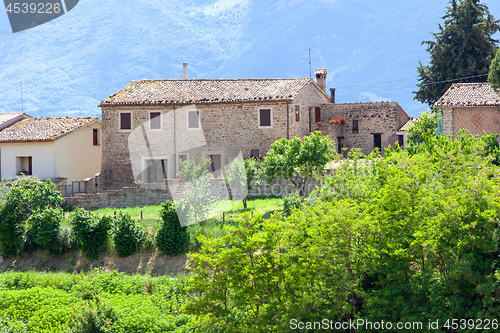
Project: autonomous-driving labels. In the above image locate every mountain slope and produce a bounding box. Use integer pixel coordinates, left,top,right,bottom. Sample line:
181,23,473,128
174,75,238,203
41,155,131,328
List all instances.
0,0,500,118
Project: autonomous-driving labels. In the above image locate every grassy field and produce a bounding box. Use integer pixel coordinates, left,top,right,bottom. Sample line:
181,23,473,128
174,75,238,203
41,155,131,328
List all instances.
88,196,282,231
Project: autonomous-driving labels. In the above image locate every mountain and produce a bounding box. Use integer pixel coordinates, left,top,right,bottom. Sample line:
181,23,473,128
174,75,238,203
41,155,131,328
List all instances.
1,0,500,118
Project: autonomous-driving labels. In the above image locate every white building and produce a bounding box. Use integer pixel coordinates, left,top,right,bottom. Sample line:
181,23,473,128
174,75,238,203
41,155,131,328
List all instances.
0,116,102,182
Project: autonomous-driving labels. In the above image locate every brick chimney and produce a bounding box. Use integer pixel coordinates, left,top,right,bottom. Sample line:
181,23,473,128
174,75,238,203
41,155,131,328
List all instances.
183,62,187,80
315,68,327,92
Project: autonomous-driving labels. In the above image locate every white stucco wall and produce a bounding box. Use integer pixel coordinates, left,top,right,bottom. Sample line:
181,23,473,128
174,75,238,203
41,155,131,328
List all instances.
0,121,102,182
0,142,57,179
55,122,102,182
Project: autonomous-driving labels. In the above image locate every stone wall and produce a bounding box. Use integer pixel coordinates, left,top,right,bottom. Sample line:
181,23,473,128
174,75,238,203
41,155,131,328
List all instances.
320,102,410,155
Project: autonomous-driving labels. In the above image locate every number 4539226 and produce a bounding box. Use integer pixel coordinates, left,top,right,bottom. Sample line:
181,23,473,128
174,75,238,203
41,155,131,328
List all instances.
6,2,62,14
444,319,498,330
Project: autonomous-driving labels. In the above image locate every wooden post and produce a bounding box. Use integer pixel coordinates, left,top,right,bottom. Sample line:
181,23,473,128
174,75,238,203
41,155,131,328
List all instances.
222,211,225,224
140,210,143,220
114,211,116,219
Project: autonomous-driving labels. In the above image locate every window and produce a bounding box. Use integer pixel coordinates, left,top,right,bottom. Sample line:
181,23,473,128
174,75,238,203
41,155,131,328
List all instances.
259,109,271,127
352,120,359,133
315,107,321,123
120,112,132,130
188,111,200,129
295,105,300,122
205,153,223,178
93,128,99,146
251,150,259,158
16,156,32,176
150,112,161,129
146,159,168,183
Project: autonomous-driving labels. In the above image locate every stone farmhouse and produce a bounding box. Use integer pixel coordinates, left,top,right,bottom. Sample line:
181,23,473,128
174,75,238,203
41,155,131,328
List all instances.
0,116,102,182
434,82,500,136
99,69,411,190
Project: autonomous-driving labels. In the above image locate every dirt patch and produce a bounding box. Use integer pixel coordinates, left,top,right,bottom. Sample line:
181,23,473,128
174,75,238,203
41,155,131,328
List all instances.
0,250,191,276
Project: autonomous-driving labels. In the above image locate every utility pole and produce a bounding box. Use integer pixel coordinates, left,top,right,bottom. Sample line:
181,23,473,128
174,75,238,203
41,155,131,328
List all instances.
20,81,24,112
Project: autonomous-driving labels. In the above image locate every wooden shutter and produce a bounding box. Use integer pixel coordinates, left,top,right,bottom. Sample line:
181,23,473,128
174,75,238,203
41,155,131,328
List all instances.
28,156,32,175
120,113,131,130
260,109,271,126
188,111,199,128
93,129,98,145
150,112,161,129
295,105,300,122
315,107,321,123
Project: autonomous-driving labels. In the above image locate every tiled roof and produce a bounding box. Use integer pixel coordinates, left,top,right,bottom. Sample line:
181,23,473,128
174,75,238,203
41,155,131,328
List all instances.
434,83,500,107
0,112,28,124
398,117,416,131
99,78,318,107
0,117,99,143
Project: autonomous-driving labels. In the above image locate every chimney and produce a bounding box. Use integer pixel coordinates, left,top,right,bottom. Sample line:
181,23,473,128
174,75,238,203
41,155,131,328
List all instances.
330,88,335,103
315,68,327,92
183,62,187,80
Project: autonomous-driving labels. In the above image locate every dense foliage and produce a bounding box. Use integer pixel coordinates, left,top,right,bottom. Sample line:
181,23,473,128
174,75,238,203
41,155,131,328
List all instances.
185,132,500,331
224,157,261,208
71,208,113,260
415,0,500,105
25,207,63,255
113,212,146,257
0,179,63,256
156,201,189,256
263,131,335,196
407,109,437,145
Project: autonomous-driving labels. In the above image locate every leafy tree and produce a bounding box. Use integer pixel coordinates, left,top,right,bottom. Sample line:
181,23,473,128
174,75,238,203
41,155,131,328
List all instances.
488,47,500,92
407,109,438,145
262,131,335,196
224,157,261,208
415,0,500,106
25,207,63,254
179,157,210,182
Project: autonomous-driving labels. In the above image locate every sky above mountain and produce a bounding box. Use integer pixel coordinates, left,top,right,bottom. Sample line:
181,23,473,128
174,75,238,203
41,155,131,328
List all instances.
1,0,500,118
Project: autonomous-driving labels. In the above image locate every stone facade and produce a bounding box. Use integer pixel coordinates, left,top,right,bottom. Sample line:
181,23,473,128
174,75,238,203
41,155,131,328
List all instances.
320,102,410,155
101,81,330,190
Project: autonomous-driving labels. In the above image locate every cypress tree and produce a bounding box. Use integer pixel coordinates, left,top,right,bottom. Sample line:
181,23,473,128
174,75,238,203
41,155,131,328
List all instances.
414,0,499,106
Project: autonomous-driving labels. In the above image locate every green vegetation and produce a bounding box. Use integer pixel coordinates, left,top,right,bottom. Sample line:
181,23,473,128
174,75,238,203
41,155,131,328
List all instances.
407,109,437,144
71,209,113,260
0,270,193,333
488,47,500,92
113,212,146,257
415,0,500,105
156,201,189,256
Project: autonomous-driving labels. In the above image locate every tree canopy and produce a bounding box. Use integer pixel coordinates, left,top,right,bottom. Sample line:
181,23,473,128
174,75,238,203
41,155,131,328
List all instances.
415,0,499,106
488,47,500,92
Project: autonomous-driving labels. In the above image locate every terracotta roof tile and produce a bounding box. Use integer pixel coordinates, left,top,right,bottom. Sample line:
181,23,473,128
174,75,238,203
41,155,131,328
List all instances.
0,117,99,143
398,117,416,131
434,83,500,107
99,78,317,107
0,112,28,124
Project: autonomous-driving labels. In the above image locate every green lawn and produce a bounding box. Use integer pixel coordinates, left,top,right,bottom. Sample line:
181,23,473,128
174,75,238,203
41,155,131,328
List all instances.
86,196,282,232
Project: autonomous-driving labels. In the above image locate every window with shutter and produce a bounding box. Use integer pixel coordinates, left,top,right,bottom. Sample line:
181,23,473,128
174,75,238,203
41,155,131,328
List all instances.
93,128,99,145
188,111,200,128
120,112,131,130
259,109,271,127
150,112,161,129
295,105,300,122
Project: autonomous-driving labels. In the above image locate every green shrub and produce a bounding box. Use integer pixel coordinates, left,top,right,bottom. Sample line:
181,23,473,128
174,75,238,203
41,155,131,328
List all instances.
0,317,27,333
25,208,63,254
0,179,63,256
156,201,189,255
71,209,113,260
0,176,13,202
113,213,146,257
70,297,117,333
11,176,42,190
282,190,303,217
58,226,75,253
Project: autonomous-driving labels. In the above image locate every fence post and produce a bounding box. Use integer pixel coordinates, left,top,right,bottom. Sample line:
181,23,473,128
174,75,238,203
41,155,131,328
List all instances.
223,211,225,224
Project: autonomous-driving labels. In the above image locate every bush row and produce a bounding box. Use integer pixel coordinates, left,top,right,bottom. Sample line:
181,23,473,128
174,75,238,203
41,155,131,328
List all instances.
0,178,190,259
